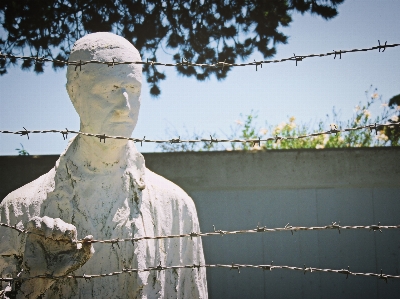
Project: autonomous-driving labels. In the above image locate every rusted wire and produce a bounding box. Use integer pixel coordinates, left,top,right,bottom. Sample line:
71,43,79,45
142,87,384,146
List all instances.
1,122,399,145
0,262,398,283
1,222,397,245
0,42,398,70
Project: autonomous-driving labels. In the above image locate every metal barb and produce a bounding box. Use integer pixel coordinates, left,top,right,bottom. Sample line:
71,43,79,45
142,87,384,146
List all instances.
75,60,83,71
108,58,115,67
256,223,266,232
61,128,69,140
212,225,226,236
330,124,339,135
111,239,120,249
254,59,262,71
221,59,227,71
370,222,382,233
334,50,342,59
369,123,378,135
285,223,294,235
170,136,181,144
134,136,146,147
330,221,341,234
189,232,199,240
123,268,132,276
378,40,387,52
98,134,106,143
293,53,303,66
34,53,43,65
20,127,29,139
379,269,388,283
156,261,163,271
262,262,274,271
209,135,215,145
338,266,351,279
191,264,201,272
230,263,240,273
147,58,155,66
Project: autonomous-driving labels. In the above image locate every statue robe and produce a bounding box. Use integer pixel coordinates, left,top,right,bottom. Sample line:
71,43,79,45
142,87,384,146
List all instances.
0,137,208,298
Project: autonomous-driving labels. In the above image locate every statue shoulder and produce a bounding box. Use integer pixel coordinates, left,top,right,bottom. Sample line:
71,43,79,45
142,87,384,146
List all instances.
144,168,195,208
1,167,56,217
0,170,55,258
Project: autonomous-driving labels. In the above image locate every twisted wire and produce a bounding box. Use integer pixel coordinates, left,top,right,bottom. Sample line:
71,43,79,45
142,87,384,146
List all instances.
1,122,399,145
0,41,398,70
1,222,398,245
0,263,398,283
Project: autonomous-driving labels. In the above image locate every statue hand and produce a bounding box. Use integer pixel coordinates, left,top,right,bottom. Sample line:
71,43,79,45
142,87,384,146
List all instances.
23,216,94,278
13,217,94,298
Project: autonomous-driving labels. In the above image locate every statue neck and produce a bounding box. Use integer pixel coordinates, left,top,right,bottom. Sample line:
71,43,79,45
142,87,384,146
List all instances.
57,134,146,190
68,134,131,172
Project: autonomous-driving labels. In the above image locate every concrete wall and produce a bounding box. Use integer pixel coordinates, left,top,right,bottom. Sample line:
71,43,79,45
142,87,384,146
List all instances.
1,148,400,298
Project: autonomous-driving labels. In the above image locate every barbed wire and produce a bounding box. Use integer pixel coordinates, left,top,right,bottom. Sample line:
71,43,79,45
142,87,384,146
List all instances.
1,122,399,145
1,262,398,283
2,222,399,245
0,41,398,71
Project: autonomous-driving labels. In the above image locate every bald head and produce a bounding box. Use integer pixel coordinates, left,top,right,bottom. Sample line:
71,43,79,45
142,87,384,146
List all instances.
66,33,142,137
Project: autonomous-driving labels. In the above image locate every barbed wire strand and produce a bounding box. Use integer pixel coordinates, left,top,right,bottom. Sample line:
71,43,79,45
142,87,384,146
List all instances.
0,41,398,70
1,122,399,145
1,222,398,245
1,262,398,283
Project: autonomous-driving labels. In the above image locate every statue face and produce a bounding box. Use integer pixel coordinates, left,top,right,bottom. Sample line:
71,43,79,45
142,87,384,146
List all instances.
66,32,142,137
68,64,141,137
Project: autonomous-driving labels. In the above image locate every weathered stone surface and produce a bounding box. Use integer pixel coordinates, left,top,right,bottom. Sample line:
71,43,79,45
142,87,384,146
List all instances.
0,32,207,299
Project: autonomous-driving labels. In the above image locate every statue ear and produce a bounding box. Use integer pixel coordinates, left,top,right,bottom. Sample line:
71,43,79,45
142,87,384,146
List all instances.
66,81,81,115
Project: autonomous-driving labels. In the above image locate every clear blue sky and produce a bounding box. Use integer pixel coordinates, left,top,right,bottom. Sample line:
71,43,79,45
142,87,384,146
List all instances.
0,0,399,155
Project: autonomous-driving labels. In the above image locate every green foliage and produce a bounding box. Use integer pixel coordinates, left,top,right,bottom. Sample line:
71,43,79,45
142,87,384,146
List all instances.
159,85,400,152
15,143,29,156
388,94,400,107
229,111,259,151
0,0,344,96
385,94,400,145
157,127,222,152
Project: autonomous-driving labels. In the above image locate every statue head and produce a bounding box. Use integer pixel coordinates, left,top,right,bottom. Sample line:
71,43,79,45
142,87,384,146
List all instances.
66,32,142,137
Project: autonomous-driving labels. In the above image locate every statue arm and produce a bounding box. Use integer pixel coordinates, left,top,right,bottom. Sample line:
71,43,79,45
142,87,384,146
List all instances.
0,223,23,298
1,217,94,299
171,191,208,299
154,175,208,298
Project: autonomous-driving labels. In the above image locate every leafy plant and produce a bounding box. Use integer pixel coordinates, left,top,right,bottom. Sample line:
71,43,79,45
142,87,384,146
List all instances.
159,85,400,152
157,126,222,152
15,143,30,156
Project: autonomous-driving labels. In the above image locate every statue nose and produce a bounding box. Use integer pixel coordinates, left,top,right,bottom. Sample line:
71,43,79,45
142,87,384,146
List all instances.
122,91,131,109
114,90,131,113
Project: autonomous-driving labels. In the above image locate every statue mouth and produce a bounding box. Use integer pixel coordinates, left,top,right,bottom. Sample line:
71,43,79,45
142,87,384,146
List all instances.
107,111,136,123
107,120,135,127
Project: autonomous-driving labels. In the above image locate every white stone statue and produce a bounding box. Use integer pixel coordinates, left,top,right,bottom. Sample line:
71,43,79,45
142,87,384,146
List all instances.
0,32,208,299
